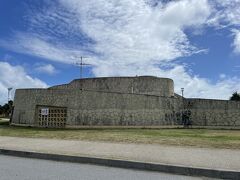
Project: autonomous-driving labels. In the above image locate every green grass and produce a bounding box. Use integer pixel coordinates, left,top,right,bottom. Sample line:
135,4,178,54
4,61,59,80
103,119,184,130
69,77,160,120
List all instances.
0,118,9,125
0,122,240,149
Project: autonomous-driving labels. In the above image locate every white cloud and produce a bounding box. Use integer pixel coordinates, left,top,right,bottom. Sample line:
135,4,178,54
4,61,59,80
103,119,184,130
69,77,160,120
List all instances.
35,64,58,75
210,0,240,27
0,33,92,64
0,0,240,99
0,61,48,104
93,63,240,100
0,0,211,65
232,29,240,54
62,0,210,64
208,1,240,53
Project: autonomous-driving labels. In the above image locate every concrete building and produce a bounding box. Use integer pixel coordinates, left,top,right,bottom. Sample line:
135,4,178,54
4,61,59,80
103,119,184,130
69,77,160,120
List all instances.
11,76,240,128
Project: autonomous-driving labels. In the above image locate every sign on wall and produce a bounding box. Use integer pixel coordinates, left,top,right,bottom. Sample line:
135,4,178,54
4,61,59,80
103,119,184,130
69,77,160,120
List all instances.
41,108,49,116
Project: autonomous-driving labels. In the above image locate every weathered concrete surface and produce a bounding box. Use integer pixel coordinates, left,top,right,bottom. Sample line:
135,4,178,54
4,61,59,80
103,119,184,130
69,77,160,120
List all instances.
11,76,240,127
186,99,240,126
0,136,239,172
49,76,175,97
12,88,182,126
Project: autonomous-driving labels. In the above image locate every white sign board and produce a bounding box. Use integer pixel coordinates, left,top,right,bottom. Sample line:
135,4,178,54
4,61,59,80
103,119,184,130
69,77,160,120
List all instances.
41,108,49,116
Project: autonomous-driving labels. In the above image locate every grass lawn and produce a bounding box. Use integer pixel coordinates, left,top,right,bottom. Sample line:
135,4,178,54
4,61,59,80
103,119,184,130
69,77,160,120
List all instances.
0,118,9,125
0,120,240,149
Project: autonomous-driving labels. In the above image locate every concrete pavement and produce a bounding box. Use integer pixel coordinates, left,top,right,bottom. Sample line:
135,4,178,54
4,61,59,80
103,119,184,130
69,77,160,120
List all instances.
0,136,239,179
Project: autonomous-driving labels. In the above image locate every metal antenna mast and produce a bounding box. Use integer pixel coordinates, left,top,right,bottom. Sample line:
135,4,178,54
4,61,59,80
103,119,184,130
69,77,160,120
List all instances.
75,56,92,79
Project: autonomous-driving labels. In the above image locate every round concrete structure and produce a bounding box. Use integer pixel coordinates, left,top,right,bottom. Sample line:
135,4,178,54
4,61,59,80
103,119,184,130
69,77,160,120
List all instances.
50,76,174,97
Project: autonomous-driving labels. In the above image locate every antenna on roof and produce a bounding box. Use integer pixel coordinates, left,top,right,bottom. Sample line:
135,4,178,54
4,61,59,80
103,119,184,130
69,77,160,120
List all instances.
73,56,92,79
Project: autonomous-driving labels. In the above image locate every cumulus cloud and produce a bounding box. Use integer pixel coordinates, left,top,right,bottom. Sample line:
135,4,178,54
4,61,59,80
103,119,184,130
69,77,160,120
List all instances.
93,63,240,99
210,0,240,27
0,0,240,99
0,61,48,104
232,29,240,54
35,64,58,75
1,0,211,65
61,0,211,64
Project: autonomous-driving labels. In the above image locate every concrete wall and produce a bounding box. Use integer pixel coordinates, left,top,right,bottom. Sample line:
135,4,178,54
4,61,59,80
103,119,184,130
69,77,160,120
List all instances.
185,99,240,126
11,76,240,127
49,76,174,97
12,89,182,127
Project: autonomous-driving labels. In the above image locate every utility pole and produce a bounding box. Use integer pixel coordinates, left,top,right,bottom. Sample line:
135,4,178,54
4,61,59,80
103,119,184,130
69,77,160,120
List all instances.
181,88,184,98
181,88,185,127
7,87,13,119
8,87,13,102
75,56,92,79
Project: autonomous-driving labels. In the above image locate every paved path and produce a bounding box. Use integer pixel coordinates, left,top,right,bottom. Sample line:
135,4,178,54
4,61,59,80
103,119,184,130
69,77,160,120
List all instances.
0,136,239,171
0,155,210,180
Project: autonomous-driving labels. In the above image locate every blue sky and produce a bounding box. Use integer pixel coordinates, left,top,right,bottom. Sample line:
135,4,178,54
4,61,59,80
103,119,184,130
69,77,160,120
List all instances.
0,0,240,104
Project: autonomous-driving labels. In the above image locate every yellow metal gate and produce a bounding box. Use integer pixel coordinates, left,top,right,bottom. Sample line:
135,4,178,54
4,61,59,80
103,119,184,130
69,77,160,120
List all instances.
37,106,67,128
